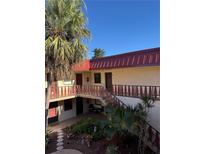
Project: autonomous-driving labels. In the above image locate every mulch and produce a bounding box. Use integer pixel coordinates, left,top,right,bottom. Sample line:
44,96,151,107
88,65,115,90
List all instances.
46,128,155,154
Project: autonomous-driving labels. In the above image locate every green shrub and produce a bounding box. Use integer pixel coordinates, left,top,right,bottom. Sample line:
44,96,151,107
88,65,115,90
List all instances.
92,129,104,141
71,118,93,133
45,129,53,148
70,117,105,141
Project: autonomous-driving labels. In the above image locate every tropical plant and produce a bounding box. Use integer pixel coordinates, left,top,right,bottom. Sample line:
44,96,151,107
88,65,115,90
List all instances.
45,0,90,126
104,102,153,154
71,118,96,134
107,102,147,132
70,117,105,141
142,96,155,108
92,48,105,59
132,97,156,154
45,129,53,148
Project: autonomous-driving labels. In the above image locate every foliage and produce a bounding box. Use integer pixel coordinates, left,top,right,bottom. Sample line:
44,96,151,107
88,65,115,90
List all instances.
142,96,155,108
69,102,148,144
45,0,90,81
104,103,147,139
45,129,53,147
104,103,149,154
71,118,95,134
105,144,119,154
45,135,49,147
45,0,90,128
70,118,105,141
92,48,105,59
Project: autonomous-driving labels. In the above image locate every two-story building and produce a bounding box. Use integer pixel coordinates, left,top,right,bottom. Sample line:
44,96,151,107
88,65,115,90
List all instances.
46,47,160,132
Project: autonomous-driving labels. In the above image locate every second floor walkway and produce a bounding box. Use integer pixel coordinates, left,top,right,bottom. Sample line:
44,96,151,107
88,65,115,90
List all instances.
48,84,160,102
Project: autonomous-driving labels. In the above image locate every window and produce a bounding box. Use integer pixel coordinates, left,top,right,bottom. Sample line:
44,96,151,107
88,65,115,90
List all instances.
64,99,73,111
49,101,58,109
94,73,101,83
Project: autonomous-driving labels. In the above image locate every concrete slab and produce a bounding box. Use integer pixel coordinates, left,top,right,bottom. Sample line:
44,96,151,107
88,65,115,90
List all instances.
50,149,83,154
57,135,64,139
56,146,63,151
57,138,63,142
57,142,63,146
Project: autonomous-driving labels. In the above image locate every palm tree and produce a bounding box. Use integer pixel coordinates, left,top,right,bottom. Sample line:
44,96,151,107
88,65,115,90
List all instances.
104,103,147,139
92,48,105,59
45,0,90,126
104,103,149,153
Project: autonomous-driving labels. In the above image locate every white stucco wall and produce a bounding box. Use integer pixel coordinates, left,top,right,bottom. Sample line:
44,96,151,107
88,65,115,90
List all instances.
117,96,160,131
58,99,77,122
83,98,89,113
147,101,160,131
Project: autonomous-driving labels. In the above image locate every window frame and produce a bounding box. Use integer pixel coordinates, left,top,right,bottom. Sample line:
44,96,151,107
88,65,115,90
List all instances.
94,73,101,83
64,99,73,111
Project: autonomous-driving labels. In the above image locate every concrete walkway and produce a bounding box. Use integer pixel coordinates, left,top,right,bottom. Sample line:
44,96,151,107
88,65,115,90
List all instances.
50,149,83,154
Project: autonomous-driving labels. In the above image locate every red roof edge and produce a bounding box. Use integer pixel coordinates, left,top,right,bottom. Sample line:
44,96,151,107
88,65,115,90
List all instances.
72,47,160,71
72,59,90,72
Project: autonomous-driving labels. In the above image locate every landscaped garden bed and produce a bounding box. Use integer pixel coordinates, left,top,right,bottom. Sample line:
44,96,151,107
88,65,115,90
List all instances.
46,99,157,154
46,124,154,154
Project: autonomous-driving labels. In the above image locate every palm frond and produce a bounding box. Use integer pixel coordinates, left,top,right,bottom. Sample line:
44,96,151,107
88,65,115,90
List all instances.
45,0,90,81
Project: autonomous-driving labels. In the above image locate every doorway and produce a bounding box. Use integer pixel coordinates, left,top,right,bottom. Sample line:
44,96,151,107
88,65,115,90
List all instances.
76,97,83,115
105,72,112,92
76,73,82,85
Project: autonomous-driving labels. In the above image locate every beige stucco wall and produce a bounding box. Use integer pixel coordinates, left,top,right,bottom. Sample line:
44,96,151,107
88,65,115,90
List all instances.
88,66,160,86
47,66,159,88
82,72,92,85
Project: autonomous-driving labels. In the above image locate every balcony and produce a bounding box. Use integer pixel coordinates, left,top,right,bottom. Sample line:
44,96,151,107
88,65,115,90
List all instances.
49,83,76,102
112,85,160,100
49,84,160,102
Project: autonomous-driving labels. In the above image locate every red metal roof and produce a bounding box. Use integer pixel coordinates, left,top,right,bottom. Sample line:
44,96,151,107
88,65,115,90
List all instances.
72,59,90,72
72,47,160,71
90,47,160,70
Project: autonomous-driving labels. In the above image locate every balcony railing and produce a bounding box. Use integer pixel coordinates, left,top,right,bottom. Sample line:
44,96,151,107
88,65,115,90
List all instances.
145,122,160,153
112,85,160,100
49,84,160,101
76,85,104,97
50,84,76,100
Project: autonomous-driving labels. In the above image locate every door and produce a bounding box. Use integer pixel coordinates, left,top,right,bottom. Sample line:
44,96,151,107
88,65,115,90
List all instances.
76,73,82,85
76,97,83,115
105,72,112,92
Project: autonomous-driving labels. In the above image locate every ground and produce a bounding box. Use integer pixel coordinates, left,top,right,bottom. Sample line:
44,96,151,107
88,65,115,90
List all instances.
46,113,156,154
46,113,107,154
46,130,154,154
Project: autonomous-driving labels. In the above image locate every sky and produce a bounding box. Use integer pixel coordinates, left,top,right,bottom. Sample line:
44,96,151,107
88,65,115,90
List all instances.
85,0,160,58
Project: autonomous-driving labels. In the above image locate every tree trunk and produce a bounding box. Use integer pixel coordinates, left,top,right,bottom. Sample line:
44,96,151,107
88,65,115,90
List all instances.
45,73,52,128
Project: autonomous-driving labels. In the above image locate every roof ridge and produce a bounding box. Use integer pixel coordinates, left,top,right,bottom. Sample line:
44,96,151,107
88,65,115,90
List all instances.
90,47,160,61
